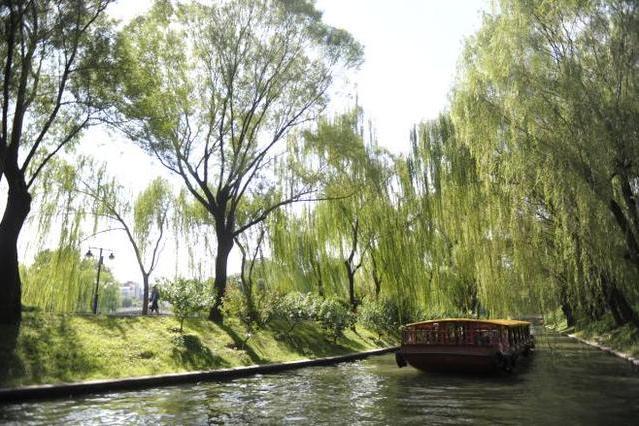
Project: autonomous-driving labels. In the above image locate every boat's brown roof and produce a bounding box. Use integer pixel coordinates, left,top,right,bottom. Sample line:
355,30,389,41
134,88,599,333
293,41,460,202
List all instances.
402,318,531,328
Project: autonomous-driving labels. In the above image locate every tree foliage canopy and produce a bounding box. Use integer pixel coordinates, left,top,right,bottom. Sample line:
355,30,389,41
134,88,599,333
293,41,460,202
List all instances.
11,0,639,332
108,0,363,321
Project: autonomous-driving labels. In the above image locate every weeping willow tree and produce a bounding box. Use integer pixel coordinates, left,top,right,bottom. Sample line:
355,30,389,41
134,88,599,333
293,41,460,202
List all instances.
171,189,218,281
269,109,476,321
260,0,639,327
233,221,266,318
269,109,397,310
22,247,120,313
16,156,178,315
300,110,389,310
77,172,174,314
15,158,122,313
267,113,362,302
407,112,547,318
448,0,639,326
18,159,94,312
403,116,476,316
269,206,345,297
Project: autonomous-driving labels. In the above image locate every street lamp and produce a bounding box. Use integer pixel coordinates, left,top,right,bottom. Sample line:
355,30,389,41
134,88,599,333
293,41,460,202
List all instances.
85,247,115,314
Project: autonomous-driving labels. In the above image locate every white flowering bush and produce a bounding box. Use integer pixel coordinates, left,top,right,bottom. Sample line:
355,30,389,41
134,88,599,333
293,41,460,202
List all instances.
274,292,321,333
159,278,215,332
317,297,356,342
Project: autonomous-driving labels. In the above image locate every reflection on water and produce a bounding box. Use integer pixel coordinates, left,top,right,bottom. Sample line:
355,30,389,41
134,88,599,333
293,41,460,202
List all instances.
1,333,638,425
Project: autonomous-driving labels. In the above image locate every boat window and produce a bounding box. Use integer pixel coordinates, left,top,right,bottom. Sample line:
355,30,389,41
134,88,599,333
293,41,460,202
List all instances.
457,325,465,343
475,328,493,346
401,321,531,347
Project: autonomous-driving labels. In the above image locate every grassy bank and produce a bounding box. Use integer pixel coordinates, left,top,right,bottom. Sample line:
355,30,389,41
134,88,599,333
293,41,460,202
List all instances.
573,319,639,358
0,311,395,388
546,314,639,358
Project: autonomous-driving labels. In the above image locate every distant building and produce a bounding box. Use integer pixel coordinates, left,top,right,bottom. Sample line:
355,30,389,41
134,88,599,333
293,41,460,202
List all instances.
121,281,142,301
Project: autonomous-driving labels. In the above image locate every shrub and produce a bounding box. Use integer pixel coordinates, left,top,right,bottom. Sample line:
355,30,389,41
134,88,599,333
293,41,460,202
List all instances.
221,283,253,327
317,297,356,342
159,278,215,332
274,291,321,333
222,283,283,329
253,289,282,327
100,282,121,313
358,298,408,338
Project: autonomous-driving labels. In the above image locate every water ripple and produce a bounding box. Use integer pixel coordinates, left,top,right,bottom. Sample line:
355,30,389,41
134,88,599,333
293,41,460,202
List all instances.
1,334,639,425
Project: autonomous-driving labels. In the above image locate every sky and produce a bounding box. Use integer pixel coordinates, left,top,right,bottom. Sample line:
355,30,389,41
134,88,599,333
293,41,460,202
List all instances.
108,0,487,152
14,0,489,284
315,0,486,148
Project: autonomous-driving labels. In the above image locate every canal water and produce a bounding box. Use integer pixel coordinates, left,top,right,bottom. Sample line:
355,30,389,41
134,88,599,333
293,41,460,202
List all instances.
1,333,638,425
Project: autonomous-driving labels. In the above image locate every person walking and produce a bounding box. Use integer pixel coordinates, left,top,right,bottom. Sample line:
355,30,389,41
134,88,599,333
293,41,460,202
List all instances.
150,284,160,314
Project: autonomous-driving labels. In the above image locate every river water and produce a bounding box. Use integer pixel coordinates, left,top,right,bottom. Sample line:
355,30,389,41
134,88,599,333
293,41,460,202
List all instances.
1,333,638,425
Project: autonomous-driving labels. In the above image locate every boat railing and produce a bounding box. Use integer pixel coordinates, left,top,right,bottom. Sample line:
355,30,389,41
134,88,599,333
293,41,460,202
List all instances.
402,328,499,347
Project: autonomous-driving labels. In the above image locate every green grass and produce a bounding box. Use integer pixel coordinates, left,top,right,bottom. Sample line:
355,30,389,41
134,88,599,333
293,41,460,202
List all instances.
573,316,639,358
543,311,639,358
0,311,395,387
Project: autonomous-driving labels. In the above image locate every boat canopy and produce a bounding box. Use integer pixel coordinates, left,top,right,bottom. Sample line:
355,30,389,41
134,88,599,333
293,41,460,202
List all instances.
402,318,531,328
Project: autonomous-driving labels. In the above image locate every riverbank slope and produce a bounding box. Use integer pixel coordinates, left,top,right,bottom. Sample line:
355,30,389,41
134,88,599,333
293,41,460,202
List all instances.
548,315,639,359
0,311,395,388
572,320,639,358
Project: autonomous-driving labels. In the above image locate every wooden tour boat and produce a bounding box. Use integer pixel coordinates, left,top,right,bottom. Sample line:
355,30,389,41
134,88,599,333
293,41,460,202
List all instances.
395,318,534,373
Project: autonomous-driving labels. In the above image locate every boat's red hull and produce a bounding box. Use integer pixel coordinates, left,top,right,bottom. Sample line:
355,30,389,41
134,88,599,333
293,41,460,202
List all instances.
402,352,498,373
399,345,500,373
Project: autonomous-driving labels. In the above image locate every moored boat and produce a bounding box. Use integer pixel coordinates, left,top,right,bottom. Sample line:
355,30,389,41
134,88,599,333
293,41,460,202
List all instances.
395,318,534,373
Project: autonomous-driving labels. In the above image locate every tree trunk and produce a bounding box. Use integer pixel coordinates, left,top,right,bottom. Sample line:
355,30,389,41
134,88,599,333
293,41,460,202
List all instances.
586,299,604,322
601,272,639,328
209,234,233,323
235,237,257,324
584,281,604,321
609,199,639,270
469,284,479,317
345,262,356,312
561,302,575,328
310,257,324,297
142,273,150,315
373,273,381,300
0,178,32,325
559,285,575,327
371,256,381,300
243,282,257,323
612,288,639,329
345,218,360,312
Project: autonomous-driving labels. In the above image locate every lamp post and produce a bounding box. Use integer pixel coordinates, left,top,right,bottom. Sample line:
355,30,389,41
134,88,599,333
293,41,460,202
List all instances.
85,247,115,314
